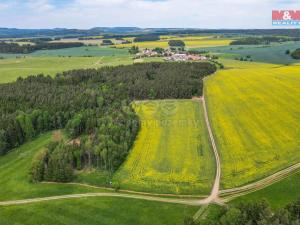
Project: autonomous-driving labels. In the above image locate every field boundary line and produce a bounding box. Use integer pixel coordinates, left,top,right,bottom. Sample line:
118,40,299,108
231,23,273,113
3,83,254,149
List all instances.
0,192,212,207
220,162,300,201
42,182,207,199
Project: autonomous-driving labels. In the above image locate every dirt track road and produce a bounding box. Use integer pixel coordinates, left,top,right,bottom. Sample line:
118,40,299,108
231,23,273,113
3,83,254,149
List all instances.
0,192,206,207
201,95,221,203
220,162,300,201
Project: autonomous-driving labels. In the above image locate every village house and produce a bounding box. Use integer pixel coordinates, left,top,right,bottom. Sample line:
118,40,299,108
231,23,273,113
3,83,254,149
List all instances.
135,48,208,62
165,53,208,62
135,49,159,58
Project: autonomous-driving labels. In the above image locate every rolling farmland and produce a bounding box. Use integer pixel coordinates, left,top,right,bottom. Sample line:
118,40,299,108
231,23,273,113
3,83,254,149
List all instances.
115,37,233,49
195,41,300,64
1,29,300,224
205,60,300,189
0,46,129,58
114,100,215,195
0,55,133,84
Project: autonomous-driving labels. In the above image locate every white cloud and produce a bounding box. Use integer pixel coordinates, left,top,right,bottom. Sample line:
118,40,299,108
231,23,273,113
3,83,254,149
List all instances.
75,0,127,6
25,0,54,12
0,0,299,28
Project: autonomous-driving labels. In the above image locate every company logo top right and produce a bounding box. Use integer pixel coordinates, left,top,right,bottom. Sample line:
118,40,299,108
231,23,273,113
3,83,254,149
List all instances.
272,10,300,26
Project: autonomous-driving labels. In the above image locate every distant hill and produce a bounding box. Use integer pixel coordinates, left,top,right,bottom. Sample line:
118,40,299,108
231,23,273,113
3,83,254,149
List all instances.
0,27,300,38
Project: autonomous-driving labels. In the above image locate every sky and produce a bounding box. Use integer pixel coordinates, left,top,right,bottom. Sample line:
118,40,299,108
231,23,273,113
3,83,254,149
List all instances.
0,0,299,29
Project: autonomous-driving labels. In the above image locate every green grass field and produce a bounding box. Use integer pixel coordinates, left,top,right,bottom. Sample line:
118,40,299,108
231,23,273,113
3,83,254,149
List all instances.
194,41,300,64
205,60,300,189
0,132,111,201
114,100,215,195
0,55,133,83
0,197,198,225
231,171,300,209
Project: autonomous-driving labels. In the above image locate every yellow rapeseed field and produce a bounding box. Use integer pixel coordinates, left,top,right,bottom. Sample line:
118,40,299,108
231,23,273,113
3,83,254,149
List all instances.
115,37,233,49
114,100,215,195
205,60,300,189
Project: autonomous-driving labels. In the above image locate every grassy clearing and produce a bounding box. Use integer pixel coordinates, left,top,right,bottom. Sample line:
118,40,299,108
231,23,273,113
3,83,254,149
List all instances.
0,132,109,201
0,197,198,225
230,171,300,209
75,169,112,187
205,60,300,189
195,41,300,64
0,55,133,83
114,100,215,195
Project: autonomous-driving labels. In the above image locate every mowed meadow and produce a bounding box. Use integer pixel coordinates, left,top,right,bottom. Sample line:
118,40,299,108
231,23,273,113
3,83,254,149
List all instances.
205,60,300,189
114,100,215,195
0,198,197,225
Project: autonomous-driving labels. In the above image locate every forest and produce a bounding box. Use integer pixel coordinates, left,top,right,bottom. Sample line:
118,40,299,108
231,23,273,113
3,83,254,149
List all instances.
0,41,84,54
133,34,160,42
0,62,216,182
188,199,300,225
230,36,300,45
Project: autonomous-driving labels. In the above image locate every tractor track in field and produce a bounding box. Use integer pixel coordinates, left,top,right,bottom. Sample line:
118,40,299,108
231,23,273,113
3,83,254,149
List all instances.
0,192,205,207
220,162,300,202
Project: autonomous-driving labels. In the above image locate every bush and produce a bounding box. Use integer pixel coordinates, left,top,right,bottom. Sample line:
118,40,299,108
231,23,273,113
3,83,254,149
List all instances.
129,46,139,54
291,49,300,59
30,148,49,182
101,39,113,46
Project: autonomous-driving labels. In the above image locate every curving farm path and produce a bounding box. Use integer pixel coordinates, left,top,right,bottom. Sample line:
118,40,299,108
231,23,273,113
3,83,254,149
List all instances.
201,95,221,203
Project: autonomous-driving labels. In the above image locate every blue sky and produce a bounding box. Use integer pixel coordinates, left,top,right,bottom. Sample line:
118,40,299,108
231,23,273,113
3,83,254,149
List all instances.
0,0,299,28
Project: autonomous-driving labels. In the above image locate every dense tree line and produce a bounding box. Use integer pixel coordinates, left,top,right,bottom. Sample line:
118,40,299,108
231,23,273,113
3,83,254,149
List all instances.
168,40,186,47
101,39,114,46
59,62,216,99
185,199,300,225
291,49,300,59
18,38,53,43
0,62,216,182
78,37,102,40
230,36,300,45
0,41,84,54
133,35,160,42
